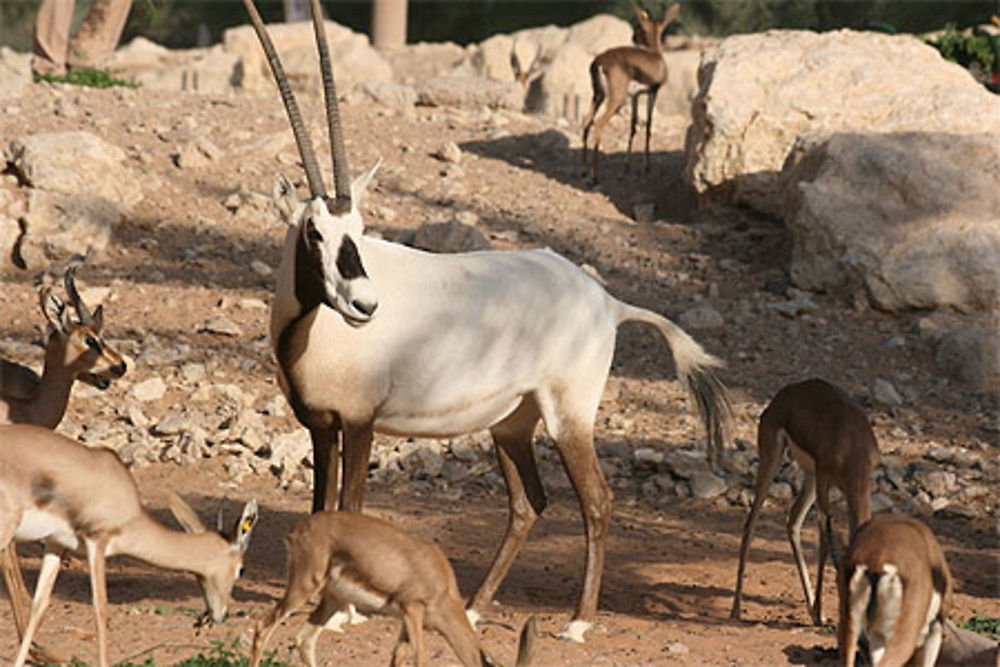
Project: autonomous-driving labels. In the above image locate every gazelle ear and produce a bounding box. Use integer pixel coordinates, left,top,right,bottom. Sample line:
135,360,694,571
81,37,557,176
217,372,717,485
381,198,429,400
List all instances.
662,2,681,26
91,304,104,331
272,174,300,226
42,292,72,334
168,492,209,534
230,499,258,554
350,158,382,208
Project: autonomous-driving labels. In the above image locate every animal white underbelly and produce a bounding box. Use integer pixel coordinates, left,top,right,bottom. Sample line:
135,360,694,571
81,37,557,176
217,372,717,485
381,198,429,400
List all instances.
16,508,80,550
375,393,522,438
327,565,392,612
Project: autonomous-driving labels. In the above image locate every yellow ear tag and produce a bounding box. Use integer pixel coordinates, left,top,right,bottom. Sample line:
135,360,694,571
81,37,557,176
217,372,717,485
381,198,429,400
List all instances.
641,10,649,18
241,518,255,532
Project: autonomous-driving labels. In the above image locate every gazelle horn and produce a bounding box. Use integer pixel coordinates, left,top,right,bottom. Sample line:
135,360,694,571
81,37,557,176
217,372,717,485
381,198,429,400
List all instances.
63,256,93,325
242,0,327,201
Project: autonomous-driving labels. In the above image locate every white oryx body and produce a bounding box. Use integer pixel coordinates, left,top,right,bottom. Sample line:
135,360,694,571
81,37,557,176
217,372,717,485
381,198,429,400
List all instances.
273,240,631,439
244,0,730,641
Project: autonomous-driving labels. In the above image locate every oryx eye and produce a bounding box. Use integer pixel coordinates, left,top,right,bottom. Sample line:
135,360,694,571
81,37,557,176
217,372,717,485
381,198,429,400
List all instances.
305,222,323,244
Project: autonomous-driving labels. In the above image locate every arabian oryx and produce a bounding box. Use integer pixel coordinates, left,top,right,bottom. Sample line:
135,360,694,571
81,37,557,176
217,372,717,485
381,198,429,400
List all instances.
244,0,731,642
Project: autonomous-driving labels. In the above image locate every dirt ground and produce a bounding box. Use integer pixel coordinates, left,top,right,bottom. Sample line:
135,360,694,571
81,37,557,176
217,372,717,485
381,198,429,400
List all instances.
0,80,997,666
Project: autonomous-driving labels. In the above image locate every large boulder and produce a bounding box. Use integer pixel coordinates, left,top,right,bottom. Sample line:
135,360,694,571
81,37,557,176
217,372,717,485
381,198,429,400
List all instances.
110,38,239,94
782,131,1000,313
0,47,31,100
4,131,143,268
685,30,1000,215
224,20,392,96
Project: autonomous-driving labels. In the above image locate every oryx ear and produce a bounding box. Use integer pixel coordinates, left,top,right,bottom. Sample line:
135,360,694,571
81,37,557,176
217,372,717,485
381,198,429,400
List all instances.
42,292,72,334
168,492,209,534
272,174,299,225
230,499,258,554
350,158,382,207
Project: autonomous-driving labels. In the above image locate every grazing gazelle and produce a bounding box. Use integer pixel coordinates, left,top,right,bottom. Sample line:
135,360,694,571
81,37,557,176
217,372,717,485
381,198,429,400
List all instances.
581,1,681,182
840,514,952,667
731,378,880,625
1,259,127,663
243,0,730,642
250,511,537,667
0,424,258,667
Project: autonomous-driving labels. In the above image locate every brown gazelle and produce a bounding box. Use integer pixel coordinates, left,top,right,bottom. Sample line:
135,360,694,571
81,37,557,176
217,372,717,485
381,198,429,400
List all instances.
1,260,127,663
581,1,681,182
1,260,127,427
0,424,258,667
250,511,536,667
731,378,880,625
840,514,952,667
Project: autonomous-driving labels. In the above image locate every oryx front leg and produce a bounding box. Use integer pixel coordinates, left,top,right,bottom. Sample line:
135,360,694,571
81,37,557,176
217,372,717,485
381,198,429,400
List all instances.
469,399,545,617
310,426,340,513
340,422,374,513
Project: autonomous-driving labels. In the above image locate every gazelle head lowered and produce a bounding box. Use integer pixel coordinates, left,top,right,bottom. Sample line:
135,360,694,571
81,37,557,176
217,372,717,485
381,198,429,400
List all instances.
40,262,127,390
168,493,259,625
272,162,380,324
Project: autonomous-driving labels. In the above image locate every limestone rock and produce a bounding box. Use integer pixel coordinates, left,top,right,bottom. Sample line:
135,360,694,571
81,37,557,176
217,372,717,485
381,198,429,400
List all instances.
225,21,391,96
685,30,1000,214
782,131,1000,312
409,219,491,253
0,47,31,100
417,75,523,111
934,327,1000,394
355,80,417,110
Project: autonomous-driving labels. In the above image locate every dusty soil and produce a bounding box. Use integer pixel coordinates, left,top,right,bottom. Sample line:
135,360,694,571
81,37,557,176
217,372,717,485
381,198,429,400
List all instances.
0,80,997,666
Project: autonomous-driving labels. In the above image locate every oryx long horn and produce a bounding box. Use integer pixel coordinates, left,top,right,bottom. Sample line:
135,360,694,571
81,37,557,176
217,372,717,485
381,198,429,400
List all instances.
64,255,93,325
307,0,352,211
242,0,327,201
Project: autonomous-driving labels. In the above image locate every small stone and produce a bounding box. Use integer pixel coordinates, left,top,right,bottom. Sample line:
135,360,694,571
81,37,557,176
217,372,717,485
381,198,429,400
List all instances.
433,141,462,164
689,470,728,499
200,316,243,337
678,304,724,330
666,641,689,655
633,202,656,224
250,260,272,277
769,481,794,501
871,378,903,407
131,376,167,402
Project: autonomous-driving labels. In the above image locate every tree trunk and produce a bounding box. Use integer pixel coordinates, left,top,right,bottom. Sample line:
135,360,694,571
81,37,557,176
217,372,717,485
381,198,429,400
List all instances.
371,0,407,52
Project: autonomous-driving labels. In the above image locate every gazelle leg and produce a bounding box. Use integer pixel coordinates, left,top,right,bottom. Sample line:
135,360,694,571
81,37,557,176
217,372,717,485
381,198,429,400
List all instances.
87,539,111,667
469,399,544,614
297,592,347,667
13,548,62,667
626,89,643,172
644,85,659,172
788,474,819,624
340,422,374,513
731,425,786,619
402,602,427,667
252,576,324,667
2,544,32,642
428,595,483,667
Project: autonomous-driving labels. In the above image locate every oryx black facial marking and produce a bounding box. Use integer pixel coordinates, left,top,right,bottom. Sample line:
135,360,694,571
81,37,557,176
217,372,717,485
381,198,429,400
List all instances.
336,235,367,280
294,225,331,314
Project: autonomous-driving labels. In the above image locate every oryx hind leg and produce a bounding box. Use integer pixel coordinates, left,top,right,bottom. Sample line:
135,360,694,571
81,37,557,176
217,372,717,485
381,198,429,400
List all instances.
536,372,612,642
469,398,544,615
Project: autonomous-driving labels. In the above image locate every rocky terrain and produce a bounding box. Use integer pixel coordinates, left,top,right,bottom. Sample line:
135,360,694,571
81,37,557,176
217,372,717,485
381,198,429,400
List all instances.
0,20,997,667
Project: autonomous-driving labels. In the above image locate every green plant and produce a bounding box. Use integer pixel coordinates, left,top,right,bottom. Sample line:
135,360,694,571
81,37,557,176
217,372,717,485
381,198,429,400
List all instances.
927,23,996,74
963,614,1000,640
34,67,138,89
174,639,291,667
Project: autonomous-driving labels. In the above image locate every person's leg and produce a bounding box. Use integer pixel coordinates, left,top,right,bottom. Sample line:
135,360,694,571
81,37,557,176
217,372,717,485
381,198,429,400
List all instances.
68,0,132,69
32,0,75,75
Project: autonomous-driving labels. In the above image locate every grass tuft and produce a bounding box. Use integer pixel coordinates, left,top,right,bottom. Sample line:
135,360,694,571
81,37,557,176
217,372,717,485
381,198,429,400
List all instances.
34,67,138,89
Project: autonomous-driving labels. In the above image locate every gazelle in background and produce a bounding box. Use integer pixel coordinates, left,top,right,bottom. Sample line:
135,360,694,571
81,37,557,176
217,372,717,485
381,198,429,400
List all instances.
244,0,730,642
581,1,681,182
250,511,536,667
1,259,127,663
1,259,127,427
0,424,258,667
731,378,880,625
840,514,952,667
